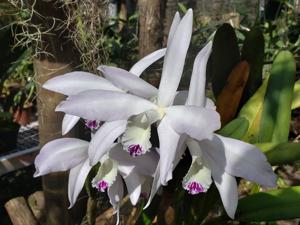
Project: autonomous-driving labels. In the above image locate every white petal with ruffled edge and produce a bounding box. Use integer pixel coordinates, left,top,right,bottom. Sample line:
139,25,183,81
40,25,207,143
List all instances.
109,144,159,177
68,159,92,208
89,120,127,165
129,48,166,77
186,42,212,107
157,9,193,107
92,158,119,192
108,173,124,212
98,66,158,99
202,134,277,188
34,138,88,177
165,105,221,141
56,90,157,121
121,114,152,156
62,114,80,135
43,71,121,96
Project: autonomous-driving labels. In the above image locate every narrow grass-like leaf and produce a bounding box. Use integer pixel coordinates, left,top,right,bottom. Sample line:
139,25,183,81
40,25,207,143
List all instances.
236,186,300,221
210,23,240,98
258,51,296,143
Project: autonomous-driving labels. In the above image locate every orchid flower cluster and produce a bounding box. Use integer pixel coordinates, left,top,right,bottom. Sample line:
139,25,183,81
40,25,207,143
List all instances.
34,9,277,223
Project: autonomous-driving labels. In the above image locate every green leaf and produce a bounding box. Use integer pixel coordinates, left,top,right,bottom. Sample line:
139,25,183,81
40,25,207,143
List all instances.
236,186,300,221
210,23,240,98
218,117,249,139
258,51,296,143
265,142,300,165
238,77,269,143
292,79,300,110
241,26,264,103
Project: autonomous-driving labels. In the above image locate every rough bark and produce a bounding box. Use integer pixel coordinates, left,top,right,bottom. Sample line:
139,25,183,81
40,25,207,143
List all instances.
32,1,83,225
138,0,164,58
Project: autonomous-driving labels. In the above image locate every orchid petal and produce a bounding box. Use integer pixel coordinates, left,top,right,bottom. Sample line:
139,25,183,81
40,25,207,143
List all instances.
201,147,238,219
157,9,193,107
56,90,157,121
167,12,181,47
92,158,118,189
109,144,159,177
204,134,277,187
108,174,124,212
121,114,152,156
214,172,238,219
144,164,161,209
62,114,80,135
34,138,88,177
165,106,221,141
186,42,212,107
89,120,127,165
43,71,121,96
68,159,92,208
129,48,167,77
98,66,158,98
157,118,181,185
123,172,142,205
182,157,212,194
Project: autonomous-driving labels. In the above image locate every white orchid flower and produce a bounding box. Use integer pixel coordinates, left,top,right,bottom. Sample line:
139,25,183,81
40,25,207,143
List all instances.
146,41,277,218
42,45,167,135
55,9,220,167
34,138,158,224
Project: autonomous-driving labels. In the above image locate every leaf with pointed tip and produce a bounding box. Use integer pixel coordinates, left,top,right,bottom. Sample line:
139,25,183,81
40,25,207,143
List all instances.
241,26,264,103
210,23,240,98
236,186,300,221
258,51,296,143
264,142,300,165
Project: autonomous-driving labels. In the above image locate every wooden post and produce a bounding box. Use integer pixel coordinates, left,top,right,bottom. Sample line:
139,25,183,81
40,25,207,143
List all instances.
27,191,46,224
5,197,38,225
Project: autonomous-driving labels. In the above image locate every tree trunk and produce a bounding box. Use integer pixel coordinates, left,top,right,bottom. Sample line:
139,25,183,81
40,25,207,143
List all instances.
138,0,164,58
32,1,83,225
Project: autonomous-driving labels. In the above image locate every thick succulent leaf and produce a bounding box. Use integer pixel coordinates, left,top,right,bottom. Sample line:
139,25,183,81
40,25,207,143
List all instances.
258,51,296,143
241,26,264,103
236,186,300,221
292,79,300,110
218,117,249,140
263,142,300,166
238,76,269,143
216,61,250,125
210,23,240,98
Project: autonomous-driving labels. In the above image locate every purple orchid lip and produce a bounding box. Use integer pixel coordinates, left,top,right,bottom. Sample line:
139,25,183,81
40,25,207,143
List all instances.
185,181,205,195
97,180,109,192
85,120,99,130
127,144,143,157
